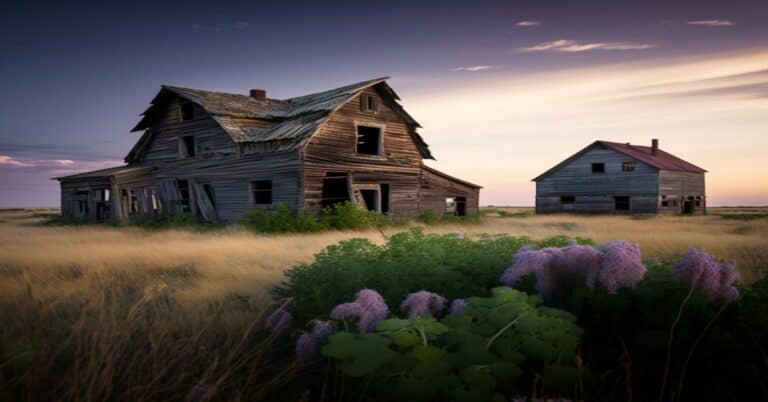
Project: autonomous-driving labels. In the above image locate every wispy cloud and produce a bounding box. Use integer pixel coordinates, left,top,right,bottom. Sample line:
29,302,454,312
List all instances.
454,65,494,72
515,21,540,27
687,19,734,27
519,39,655,53
0,155,121,175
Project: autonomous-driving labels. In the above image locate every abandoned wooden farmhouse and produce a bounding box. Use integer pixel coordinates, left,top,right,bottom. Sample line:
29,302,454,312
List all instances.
56,77,481,222
533,139,706,214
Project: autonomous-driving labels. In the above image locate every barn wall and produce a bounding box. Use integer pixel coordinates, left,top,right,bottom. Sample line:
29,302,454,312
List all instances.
418,168,480,215
658,170,706,214
535,146,659,214
301,88,423,216
140,98,238,162
59,178,113,221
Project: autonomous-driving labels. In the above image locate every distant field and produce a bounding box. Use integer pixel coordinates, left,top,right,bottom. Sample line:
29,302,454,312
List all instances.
0,207,765,400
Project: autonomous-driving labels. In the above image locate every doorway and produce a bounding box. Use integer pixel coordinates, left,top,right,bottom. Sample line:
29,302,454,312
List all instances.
683,200,693,214
359,189,379,212
455,196,467,216
614,196,630,213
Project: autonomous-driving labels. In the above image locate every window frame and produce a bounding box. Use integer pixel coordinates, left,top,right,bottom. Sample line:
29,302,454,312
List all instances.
354,122,385,156
622,161,636,172
180,135,197,158
250,180,273,206
360,93,379,114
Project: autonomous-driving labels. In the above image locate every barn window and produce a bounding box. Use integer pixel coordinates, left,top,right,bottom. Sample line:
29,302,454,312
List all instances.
180,101,194,121
180,136,196,158
614,196,630,212
560,195,575,211
622,161,636,172
360,94,379,113
661,201,669,207
356,126,382,155
251,180,273,205
591,163,605,174
380,184,391,214
321,173,350,208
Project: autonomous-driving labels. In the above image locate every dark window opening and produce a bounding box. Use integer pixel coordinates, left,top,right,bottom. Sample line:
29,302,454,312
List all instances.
560,195,575,211
360,94,379,113
591,163,605,174
181,136,196,157
695,200,701,207
683,201,693,214
661,201,669,207
380,184,391,214
622,161,636,172
687,196,695,200
177,180,191,212
321,173,350,208
356,126,381,155
360,189,378,212
203,184,216,207
455,197,467,216
129,190,138,214
251,180,273,205
180,101,194,121
614,196,630,212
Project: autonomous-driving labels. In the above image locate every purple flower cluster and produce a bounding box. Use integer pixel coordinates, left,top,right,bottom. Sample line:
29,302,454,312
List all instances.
671,248,739,302
500,241,647,298
400,290,447,317
450,299,467,316
330,288,389,332
296,320,334,363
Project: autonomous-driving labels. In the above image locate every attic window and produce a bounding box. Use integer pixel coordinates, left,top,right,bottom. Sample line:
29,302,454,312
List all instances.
356,125,382,155
591,163,605,174
622,161,636,172
180,136,197,158
180,101,194,121
360,94,379,113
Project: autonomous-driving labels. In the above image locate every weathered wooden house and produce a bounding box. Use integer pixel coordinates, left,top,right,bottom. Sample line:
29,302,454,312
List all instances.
533,140,706,214
56,77,481,222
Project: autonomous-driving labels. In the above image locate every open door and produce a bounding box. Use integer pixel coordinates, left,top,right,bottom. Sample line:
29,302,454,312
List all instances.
455,196,467,216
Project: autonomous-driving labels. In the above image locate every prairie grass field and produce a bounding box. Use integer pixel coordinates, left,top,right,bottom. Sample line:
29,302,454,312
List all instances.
0,207,766,401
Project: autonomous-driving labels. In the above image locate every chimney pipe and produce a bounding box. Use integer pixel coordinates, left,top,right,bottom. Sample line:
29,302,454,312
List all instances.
652,139,659,155
249,89,267,101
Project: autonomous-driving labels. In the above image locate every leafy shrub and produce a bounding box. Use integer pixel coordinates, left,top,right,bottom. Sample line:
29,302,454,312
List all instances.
244,204,326,233
273,228,585,326
321,201,391,230
311,287,583,401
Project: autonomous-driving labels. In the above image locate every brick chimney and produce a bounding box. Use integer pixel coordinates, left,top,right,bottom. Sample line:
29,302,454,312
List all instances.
249,89,267,101
652,138,659,155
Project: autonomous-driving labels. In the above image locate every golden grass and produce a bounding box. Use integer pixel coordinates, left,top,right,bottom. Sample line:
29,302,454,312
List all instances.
0,208,765,400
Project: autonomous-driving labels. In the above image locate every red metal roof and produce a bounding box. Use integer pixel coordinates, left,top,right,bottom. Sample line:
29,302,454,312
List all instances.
598,141,707,173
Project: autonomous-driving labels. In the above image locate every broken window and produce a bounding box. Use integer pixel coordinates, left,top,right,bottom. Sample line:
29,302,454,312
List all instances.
356,126,382,155
614,196,630,212
622,161,636,172
251,180,273,205
359,189,379,212
177,180,191,212
560,195,575,211
180,101,194,121
321,173,350,208
591,163,605,174
180,136,196,158
360,94,379,113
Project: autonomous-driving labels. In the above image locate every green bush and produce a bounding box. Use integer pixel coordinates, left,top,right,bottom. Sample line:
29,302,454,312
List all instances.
321,201,391,230
320,288,584,401
243,204,327,233
273,228,583,326
418,209,484,225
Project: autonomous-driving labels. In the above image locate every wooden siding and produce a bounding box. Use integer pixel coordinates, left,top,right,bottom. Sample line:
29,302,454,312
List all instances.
419,168,480,215
301,88,424,216
658,170,706,214
536,147,659,214
141,98,238,162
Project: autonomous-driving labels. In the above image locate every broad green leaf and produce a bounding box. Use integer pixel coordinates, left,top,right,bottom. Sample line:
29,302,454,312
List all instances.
392,331,421,348
377,318,410,332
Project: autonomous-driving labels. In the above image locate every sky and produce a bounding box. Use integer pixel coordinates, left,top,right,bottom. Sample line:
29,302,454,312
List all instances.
1,0,767,207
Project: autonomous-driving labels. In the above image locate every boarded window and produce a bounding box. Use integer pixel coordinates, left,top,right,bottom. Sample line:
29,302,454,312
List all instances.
180,101,194,121
251,180,273,205
360,94,379,113
181,136,196,157
591,163,605,174
356,126,382,155
614,196,630,211
622,161,636,171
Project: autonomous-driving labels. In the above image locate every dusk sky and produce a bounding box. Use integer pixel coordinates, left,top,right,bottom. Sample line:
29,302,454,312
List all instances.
1,0,766,207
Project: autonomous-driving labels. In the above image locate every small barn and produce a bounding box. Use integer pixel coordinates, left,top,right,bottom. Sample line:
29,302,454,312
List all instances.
533,139,706,214
56,77,481,222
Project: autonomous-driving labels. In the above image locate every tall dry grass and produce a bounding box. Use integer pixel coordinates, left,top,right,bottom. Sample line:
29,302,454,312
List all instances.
0,208,765,401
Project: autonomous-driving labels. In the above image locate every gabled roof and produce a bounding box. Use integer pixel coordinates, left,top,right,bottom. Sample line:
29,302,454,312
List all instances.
127,77,433,162
532,140,707,181
54,165,150,181
422,165,482,189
